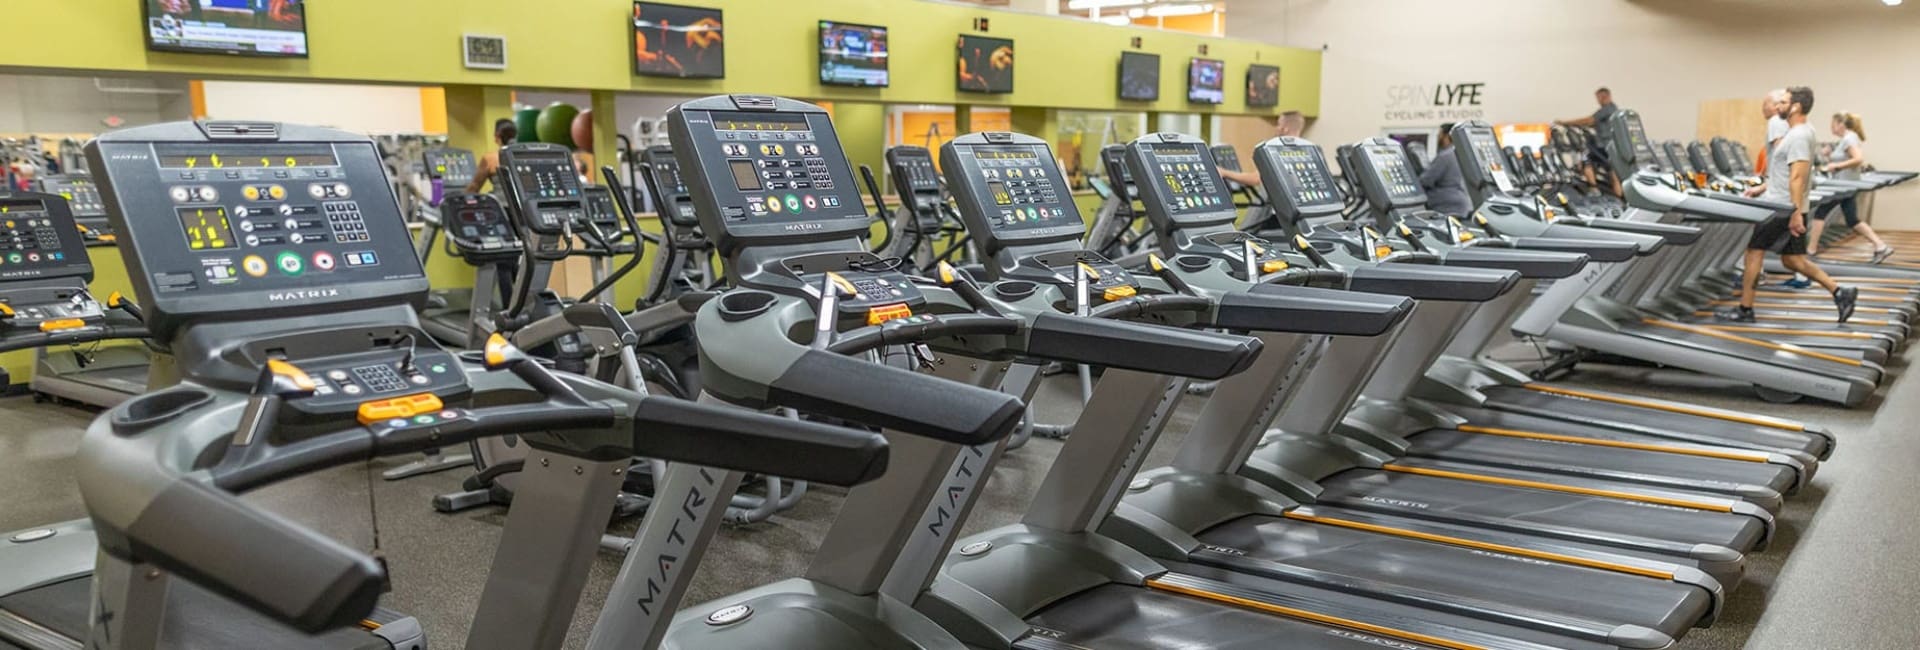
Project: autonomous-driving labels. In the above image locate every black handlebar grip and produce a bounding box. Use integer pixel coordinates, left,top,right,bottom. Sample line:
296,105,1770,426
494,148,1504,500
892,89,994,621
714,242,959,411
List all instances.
1347,264,1517,302
1229,285,1413,337
767,349,1023,446
631,397,890,487
561,302,639,339
118,479,384,633
1441,247,1588,280
1025,311,1262,380
1089,295,1214,319
1508,236,1640,263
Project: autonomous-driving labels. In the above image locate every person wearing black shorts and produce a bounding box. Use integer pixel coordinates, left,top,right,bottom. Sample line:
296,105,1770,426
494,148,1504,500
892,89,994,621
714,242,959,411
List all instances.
1719,87,1857,324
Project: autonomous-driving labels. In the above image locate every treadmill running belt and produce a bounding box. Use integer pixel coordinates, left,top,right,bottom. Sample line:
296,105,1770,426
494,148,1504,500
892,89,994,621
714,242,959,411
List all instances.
0,577,393,649
1406,429,1797,497
1478,385,1832,458
1315,470,1765,552
1619,322,1881,384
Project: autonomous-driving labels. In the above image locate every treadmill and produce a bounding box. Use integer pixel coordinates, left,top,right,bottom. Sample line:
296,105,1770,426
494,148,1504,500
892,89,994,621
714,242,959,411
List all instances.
1424,121,1841,462
1091,133,1733,648
22,174,154,407
1504,111,1883,406
904,130,1645,650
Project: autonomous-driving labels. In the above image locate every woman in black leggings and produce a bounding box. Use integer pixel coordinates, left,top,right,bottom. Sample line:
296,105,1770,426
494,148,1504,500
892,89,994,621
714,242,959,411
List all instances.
1808,112,1892,263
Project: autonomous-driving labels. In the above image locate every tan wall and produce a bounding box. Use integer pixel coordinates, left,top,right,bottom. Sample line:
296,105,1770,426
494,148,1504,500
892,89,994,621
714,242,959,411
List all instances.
1228,0,1920,227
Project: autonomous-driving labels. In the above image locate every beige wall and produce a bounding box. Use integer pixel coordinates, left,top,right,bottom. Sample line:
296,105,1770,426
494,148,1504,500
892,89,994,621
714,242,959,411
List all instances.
1228,0,1920,227
201,81,427,134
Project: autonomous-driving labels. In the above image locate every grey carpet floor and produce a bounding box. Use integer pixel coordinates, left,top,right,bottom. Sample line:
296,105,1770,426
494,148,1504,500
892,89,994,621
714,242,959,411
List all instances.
1,342,1914,649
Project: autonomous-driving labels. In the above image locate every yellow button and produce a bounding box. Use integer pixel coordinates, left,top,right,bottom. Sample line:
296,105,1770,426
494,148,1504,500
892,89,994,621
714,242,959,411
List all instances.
0,303,13,317
866,303,913,326
357,393,446,426
1375,246,1394,259
243,186,260,201
1103,285,1138,301
269,185,287,200
1261,260,1288,273
39,318,86,332
266,358,318,392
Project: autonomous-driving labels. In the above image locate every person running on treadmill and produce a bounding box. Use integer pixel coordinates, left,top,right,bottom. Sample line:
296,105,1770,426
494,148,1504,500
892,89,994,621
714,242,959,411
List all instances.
1719,86,1857,324
1555,87,1621,195
1217,110,1304,186
1761,89,1812,287
1806,112,1892,262
1419,122,1473,216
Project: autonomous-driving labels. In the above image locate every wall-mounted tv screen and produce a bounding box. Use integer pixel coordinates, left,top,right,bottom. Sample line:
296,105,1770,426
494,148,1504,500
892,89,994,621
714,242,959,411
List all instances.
820,21,889,88
632,2,725,79
144,0,308,57
1117,51,1160,102
1247,64,1280,107
957,35,1015,94
1188,58,1225,104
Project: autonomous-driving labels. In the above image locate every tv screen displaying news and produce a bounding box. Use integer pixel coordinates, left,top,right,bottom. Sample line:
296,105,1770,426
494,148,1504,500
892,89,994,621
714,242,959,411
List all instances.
1247,64,1280,107
632,2,725,79
144,0,308,57
957,35,1015,94
820,21,889,87
1188,58,1225,104
1117,51,1160,102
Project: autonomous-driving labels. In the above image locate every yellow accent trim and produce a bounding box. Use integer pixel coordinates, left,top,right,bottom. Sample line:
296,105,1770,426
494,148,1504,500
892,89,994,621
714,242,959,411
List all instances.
1077,262,1102,280
1522,384,1806,431
483,332,511,368
1146,579,1489,650
1148,254,1167,272
1824,276,1920,285
357,393,446,426
38,318,86,332
1294,235,1312,250
825,272,858,296
1381,464,1733,512
937,261,958,285
0,303,14,317
1103,285,1138,301
106,292,124,307
1454,424,1771,462
1282,512,1674,580
866,303,912,326
188,80,206,120
265,359,317,392
1696,324,1876,339
1640,318,1863,366
1261,259,1288,273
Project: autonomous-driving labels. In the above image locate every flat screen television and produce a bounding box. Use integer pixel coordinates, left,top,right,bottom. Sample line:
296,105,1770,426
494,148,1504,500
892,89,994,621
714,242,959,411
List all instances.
144,0,308,57
1117,51,1160,102
820,21,889,88
1247,64,1280,107
1187,58,1225,104
632,2,725,79
957,35,1015,94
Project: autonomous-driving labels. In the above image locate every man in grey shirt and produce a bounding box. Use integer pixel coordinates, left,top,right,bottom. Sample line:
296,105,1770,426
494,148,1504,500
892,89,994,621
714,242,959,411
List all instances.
1420,122,1473,216
1719,86,1857,323
1556,87,1620,195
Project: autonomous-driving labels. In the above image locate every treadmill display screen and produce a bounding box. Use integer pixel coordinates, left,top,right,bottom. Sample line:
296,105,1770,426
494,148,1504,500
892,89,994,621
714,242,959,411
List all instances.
1258,144,1341,212
509,151,581,199
894,148,939,193
1362,143,1427,205
423,148,477,188
0,197,88,279
1137,142,1230,217
583,186,619,228
176,205,237,250
672,106,867,242
1463,126,1509,184
38,174,106,218
1620,113,1657,170
951,144,1075,233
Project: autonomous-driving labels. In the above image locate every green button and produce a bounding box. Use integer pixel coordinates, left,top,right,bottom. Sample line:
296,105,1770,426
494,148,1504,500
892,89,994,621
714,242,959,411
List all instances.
784,194,802,213
430,364,447,374
275,251,303,276
413,415,435,424
5,253,18,264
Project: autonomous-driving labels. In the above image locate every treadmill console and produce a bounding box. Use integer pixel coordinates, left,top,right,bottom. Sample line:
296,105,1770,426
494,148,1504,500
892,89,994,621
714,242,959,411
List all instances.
1607,109,1660,178
0,193,91,282
1210,144,1247,191
886,145,945,231
1098,144,1139,203
642,145,700,228
943,132,1136,295
667,95,869,258
1123,133,1235,229
498,143,584,235
35,173,114,246
1451,121,1518,198
1351,139,1429,210
85,121,430,343
442,193,522,261
583,185,620,231
422,147,478,192
1252,137,1343,223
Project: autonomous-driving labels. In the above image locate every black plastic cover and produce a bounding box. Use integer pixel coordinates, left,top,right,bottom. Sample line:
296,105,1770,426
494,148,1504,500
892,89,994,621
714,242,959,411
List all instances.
1346,264,1518,302
1442,247,1589,279
631,397,889,487
1233,284,1412,336
1506,237,1639,263
1585,219,1702,245
1026,311,1262,380
767,349,1023,446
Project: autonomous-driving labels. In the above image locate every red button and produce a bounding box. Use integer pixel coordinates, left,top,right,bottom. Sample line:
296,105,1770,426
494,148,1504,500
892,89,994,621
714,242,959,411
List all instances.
312,252,336,271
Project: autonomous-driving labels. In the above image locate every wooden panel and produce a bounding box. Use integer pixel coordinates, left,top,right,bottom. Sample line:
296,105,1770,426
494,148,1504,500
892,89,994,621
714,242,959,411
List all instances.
1218,115,1278,171
1697,99,1767,165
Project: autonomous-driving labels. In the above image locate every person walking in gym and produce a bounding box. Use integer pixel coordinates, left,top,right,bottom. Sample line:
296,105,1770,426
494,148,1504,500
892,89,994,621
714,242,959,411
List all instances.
465,118,518,194
1556,88,1621,195
1420,122,1473,217
1719,86,1858,324
1217,110,1306,186
1805,112,1892,262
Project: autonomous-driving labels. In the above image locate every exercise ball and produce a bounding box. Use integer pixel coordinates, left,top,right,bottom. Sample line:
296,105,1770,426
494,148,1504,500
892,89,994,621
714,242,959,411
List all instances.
513,108,541,144
536,103,582,147
570,109,595,151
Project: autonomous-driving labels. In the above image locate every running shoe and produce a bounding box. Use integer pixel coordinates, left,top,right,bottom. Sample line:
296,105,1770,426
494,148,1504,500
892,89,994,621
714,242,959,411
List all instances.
1834,286,1858,323
1872,246,1896,264
1715,306,1757,322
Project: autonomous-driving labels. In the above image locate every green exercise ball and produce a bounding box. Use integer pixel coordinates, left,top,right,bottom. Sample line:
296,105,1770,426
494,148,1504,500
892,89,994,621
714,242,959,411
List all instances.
536,103,582,147
513,108,541,144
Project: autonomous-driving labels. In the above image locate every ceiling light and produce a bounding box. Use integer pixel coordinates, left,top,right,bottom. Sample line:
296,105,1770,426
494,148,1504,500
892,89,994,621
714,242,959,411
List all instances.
1067,0,1147,9
1884,0,1903,6
1129,8,1146,18
1098,15,1132,25
1145,3,1211,16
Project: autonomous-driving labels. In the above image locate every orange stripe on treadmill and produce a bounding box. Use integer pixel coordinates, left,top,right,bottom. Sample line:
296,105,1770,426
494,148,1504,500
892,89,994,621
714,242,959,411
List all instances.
1455,424,1773,462
1706,300,1897,315
1282,511,1675,580
1694,325,1877,339
1522,383,1810,431
1640,319,1865,366
1755,290,1904,303
1381,464,1734,512
1146,579,1491,650
1824,276,1920,285
360,619,382,630
1691,311,1900,326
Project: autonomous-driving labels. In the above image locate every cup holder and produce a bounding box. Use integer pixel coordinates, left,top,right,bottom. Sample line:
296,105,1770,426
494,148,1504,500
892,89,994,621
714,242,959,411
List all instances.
112,388,215,435
718,290,778,322
992,281,1040,301
1173,255,1214,273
